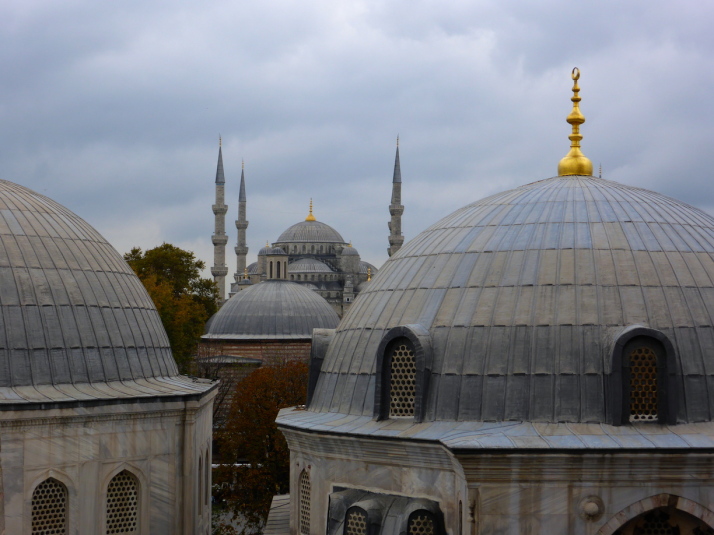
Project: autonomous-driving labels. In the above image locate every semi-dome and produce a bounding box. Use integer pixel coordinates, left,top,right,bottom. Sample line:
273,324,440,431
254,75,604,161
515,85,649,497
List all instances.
276,220,345,244
0,179,208,402
289,258,334,273
204,280,339,339
310,175,714,424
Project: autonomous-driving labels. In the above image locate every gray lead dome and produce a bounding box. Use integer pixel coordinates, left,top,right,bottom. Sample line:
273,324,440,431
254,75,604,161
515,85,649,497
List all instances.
0,180,208,403
310,175,714,423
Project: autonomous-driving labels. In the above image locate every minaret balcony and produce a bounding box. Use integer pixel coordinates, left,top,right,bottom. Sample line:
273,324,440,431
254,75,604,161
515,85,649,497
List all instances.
211,266,229,277
235,220,249,230
389,204,404,216
212,234,228,246
212,204,228,215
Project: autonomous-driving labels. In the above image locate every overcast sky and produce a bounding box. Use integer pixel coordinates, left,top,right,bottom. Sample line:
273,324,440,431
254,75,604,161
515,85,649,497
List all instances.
2,0,713,296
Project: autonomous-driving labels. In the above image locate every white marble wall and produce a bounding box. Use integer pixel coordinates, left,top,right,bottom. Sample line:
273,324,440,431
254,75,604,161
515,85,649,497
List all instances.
282,427,714,535
0,390,215,535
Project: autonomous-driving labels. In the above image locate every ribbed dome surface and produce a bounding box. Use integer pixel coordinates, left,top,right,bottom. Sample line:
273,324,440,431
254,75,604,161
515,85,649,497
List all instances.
276,220,345,243
289,258,334,273
204,280,339,339
0,180,207,403
310,176,714,423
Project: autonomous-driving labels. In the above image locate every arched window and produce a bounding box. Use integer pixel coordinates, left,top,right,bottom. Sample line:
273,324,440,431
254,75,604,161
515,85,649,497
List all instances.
311,245,315,253
320,245,324,253
344,507,368,535
269,261,273,279
299,470,311,535
106,470,139,534
277,262,281,279
302,245,306,253
623,336,666,423
32,477,68,535
407,510,438,535
389,339,416,418
204,450,210,507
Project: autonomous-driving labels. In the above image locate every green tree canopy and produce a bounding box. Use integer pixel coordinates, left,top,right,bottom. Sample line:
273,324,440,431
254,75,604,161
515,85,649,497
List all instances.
124,243,218,373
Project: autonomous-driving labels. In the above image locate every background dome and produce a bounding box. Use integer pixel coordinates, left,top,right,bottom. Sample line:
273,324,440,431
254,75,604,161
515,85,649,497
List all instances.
289,258,334,273
0,180,206,402
204,280,339,339
276,220,345,243
310,175,714,423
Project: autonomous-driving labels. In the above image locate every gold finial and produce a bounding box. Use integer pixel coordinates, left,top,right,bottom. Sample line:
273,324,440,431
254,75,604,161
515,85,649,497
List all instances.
367,267,372,282
266,241,269,247
348,241,352,247
305,198,316,221
557,67,593,176
243,267,248,279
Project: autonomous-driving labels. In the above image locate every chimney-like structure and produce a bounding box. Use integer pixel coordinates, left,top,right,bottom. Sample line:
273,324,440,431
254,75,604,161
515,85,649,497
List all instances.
234,160,249,283
388,136,404,257
211,138,229,301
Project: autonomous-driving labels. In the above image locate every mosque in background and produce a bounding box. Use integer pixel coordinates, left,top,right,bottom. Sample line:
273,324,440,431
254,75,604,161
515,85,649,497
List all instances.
208,140,405,316
0,180,215,534
273,69,714,534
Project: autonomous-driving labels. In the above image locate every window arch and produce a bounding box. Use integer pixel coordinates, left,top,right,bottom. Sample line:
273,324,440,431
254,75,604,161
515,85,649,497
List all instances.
31,477,68,535
374,325,433,422
299,470,311,535
344,506,369,535
407,510,438,535
269,261,273,279
106,470,139,534
277,261,281,279
610,327,677,425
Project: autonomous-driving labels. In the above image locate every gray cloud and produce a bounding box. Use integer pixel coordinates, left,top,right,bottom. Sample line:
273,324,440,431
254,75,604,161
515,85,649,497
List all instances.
1,0,713,283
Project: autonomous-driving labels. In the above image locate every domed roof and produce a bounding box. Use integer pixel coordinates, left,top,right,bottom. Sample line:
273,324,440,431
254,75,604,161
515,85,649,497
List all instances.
268,246,286,255
358,261,377,274
289,258,334,273
203,280,339,339
258,245,272,255
341,245,359,256
0,180,211,403
247,262,259,274
310,175,714,423
276,220,345,244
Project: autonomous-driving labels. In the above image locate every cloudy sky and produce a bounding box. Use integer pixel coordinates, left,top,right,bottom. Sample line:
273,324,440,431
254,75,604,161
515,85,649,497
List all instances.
2,0,713,296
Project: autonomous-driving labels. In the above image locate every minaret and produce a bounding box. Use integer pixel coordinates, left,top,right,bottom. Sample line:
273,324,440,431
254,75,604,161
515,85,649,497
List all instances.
211,137,229,301
387,136,404,257
234,160,249,282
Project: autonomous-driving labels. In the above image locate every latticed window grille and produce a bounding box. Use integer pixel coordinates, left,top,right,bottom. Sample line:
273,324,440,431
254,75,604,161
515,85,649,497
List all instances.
389,342,416,417
408,512,435,535
31,477,68,535
345,508,368,535
629,346,658,422
299,470,311,535
106,470,139,534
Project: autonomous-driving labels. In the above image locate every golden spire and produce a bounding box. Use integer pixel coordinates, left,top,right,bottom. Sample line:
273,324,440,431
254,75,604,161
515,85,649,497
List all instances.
243,267,248,279
367,267,372,282
305,198,316,221
557,67,593,176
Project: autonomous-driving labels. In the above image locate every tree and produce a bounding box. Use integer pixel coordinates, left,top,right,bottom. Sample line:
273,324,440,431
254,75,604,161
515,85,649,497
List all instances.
214,359,309,534
124,244,219,373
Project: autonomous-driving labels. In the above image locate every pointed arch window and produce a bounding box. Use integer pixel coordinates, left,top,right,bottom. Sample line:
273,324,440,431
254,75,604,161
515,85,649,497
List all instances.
106,470,139,534
299,470,311,535
31,477,68,535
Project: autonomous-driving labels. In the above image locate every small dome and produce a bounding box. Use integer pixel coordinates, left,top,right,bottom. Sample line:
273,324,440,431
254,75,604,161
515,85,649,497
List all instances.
267,246,286,255
311,175,714,424
203,280,339,339
359,261,377,274
238,277,253,286
258,245,272,255
289,258,334,273
0,179,206,402
341,246,359,256
247,262,259,274
276,220,345,244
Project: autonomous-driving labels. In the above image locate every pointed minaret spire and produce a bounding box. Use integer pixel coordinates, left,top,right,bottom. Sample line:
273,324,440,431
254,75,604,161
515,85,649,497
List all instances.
388,136,404,257
211,137,229,301
234,159,249,284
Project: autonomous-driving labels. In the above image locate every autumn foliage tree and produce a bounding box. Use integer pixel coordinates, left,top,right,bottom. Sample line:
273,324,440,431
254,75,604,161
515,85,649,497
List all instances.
215,359,309,534
124,244,219,373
